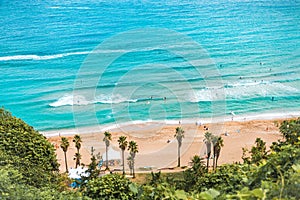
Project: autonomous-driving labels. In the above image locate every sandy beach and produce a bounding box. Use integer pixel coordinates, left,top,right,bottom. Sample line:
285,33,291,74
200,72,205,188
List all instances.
47,118,287,173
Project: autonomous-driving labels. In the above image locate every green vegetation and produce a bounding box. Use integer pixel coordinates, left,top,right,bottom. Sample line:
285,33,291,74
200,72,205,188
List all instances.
83,173,137,199
0,107,299,199
118,136,128,175
73,134,82,168
128,140,139,178
60,136,70,173
0,108,86,198
103,131,112,170
204,132,213,171
212,135,224,170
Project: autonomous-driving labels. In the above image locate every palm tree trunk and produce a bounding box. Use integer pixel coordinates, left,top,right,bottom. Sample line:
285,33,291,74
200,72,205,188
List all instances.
105,146,108,170
132,158,135,178
212,149,216,171
122,150,125,175
77,149,80,167
177,145,181,167
216,155,219,169
64,151,68,173
206,152,210,172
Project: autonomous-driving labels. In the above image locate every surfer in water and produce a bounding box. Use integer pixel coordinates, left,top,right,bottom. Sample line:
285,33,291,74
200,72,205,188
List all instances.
230,111,235,121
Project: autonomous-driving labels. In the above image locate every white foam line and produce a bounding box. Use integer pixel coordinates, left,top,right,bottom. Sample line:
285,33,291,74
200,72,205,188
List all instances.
0,50,128,62
41,111,300,137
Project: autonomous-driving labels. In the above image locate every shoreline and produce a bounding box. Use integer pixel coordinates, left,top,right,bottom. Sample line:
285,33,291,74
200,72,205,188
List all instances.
46,115,295,173
41,111,300,137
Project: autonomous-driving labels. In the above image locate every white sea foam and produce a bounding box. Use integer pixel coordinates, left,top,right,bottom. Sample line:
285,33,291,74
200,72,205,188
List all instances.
0,50,128,62
0,51,90,61
41,110,300,137
49,94,139,107
49,94,90,107
189,81,299,102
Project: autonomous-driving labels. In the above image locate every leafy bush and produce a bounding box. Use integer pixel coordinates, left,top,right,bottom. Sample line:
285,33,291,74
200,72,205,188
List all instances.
83,174,138,199
0,166,89,200
0,108,60,188
0,108,59,172
195,164,249,194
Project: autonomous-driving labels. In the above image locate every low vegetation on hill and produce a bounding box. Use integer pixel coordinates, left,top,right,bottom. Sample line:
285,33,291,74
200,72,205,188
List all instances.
0,108,299,199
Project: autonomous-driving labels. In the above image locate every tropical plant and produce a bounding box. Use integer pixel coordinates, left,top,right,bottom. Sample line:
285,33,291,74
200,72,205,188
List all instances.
80,152,101,189
204,132,212,171
118,136,128,175
140,182,187,200
83,173,138,199
0,108,59,173
127,156,134,176
279,117,300,144
195,164,248,195
242,138,267,165
250,138,267,164
212,136,224,170
174,127,184,167
73,134,82,168
0,166,88,200
183,155,206,191
128,141,138,178
103,131,112,170
73,153,82,169
60,137,70,173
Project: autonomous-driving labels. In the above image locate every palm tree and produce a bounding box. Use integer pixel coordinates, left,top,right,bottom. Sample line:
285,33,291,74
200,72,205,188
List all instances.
103,131,112,170
174,127,184,167
60,137,70,173
73,134,82,168
128,141,138,178
204,132,212,172
214,136,224,169
73,152,82,168
212,135,217,170
127,156,134,176
118,136,128,175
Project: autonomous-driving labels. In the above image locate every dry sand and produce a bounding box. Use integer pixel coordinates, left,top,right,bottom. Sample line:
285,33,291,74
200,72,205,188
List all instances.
47,119,286,173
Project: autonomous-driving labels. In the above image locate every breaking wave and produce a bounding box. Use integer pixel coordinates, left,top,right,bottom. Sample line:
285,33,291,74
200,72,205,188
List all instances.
189,80,299,102
49,94,139,107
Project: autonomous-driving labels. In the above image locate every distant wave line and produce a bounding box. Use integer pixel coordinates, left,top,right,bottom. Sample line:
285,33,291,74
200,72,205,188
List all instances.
49,94,166,107
0,49,129,61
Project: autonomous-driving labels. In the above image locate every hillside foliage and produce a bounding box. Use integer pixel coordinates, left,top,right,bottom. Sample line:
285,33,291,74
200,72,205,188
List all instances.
0,108,299,199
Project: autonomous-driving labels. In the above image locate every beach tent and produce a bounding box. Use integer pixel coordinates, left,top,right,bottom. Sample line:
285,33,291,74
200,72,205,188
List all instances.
102,147,121,161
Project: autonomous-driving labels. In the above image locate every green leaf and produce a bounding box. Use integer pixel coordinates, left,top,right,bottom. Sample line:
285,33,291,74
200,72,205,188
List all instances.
175,190,187,199
129,183,138,194
251,188,264,198
206,188,220,198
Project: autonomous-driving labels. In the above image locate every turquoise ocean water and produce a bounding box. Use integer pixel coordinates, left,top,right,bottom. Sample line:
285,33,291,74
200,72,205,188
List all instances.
0,0,299,131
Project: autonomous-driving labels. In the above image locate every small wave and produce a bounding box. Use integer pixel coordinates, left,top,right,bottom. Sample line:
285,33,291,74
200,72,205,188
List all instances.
49,6,91,10
0,51,89,61
49,94,90,107
95,94,138,104
0,49,128,62
189,81,299,102
49,94,139,107
224,80,267,88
